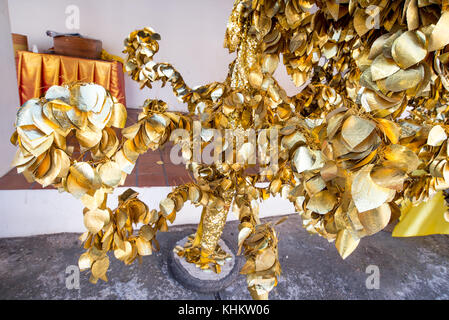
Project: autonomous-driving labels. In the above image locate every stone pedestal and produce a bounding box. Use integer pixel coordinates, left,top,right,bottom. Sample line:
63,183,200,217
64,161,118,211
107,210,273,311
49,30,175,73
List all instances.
167,236,241,293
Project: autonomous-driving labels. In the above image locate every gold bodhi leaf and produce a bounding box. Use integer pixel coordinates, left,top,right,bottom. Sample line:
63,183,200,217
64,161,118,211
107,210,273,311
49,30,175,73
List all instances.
9,0,449,300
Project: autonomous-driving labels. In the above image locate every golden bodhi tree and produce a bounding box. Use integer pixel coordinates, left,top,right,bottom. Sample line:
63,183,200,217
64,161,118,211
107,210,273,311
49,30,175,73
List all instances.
9,0,449,299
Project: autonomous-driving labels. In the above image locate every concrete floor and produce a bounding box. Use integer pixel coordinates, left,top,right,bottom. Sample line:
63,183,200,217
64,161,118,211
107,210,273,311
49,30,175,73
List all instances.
0,214,448,300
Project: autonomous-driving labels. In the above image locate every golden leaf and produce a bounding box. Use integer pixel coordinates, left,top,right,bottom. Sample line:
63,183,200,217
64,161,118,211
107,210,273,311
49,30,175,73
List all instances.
391,31,427,69
370,55,400,81
335,229,359,259
238,227,252,248
114,240,132,261
376,118,400,144
255,248,276,272
83,208,110,234
427,125,447,147
136,237,152,256
81,189,106,211
108,102,127,128
358,203,391,236
306,190,336,215
351,165,395,213
384,64,424,92
292,146,314,173
139,225,156,241
353,8,371,36
261,54,279,74
78,252,93,271
370,165,406,191
384,144,420,172
341,116,375,150
91,256,109,282
406,0,419,30
70,162,101,189
76,127,102,148
240,259,256,274
66,173,89,199
369,34,391,60
114,149,135,174
427,11,449,52
160,198,175,217
98,161,122,187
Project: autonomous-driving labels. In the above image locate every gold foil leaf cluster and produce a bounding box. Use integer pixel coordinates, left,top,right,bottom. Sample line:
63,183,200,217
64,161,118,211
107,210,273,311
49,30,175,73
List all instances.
11,83,127,192
79,189,161,283
240,222,281,300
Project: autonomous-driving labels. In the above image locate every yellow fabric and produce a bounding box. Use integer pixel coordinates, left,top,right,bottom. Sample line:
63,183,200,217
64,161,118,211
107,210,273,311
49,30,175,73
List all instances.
393,191,449,237
16,51,126,106
100,49,124,64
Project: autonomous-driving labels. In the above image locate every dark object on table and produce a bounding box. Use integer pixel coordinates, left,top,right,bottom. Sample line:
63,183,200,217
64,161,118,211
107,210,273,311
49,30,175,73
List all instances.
46,30,102,60
46,30,81,38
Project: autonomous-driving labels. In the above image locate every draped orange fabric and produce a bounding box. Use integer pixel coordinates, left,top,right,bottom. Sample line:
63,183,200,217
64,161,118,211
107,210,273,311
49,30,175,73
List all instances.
16,51,126,106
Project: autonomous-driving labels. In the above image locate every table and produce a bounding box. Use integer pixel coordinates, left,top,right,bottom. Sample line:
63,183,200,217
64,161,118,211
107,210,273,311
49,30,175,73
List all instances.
15,51,126,106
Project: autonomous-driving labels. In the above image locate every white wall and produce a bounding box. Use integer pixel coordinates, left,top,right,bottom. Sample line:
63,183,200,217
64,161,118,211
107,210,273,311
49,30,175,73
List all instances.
8,0,299,111
0,0,20,176
0,187,296,238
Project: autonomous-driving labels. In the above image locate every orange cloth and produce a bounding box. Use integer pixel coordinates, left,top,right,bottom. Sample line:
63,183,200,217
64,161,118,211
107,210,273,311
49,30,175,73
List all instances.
16,51,126,106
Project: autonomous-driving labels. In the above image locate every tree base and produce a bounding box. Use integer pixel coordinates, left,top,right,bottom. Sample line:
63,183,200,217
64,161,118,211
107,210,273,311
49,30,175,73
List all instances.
167,235,242,293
